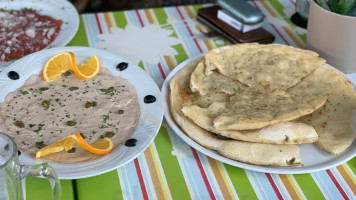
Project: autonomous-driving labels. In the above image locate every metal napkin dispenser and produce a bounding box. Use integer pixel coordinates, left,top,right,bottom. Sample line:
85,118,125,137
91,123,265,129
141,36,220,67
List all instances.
197,0,274,43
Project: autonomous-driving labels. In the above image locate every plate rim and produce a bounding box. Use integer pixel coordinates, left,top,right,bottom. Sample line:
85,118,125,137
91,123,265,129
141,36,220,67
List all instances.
0,46,164,179
161,54,356,174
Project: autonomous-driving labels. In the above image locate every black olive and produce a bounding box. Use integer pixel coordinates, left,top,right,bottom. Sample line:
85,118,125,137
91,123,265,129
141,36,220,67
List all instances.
8,71,19,80
116,62,128,71
42,100,50,109
85,102,93,108
68,148,76,153
4,144,9,151
105,132,115,138
18,150,21,156
14,121,25,128
36,141,47,149
69,87,79,91
64,71,71,76
125,138,137,147
67,121,76,126
144,95,156,103
39,87,49,91
118,110,124,115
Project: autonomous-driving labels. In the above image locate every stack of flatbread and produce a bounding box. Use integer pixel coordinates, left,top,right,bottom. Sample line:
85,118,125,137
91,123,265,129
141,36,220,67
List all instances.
169,43,356,167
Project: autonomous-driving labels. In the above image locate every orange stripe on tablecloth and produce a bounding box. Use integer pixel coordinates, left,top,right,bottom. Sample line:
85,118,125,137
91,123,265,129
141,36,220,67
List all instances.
184,5,195,19
203,40,214,51
144,9,156,25
286,175,304,200
337,165,356,196
344,164,356,186
279,174,303,199
103,13,114,33
215,160,237,199
281,27,305,48
164,55,176,71
144,146,167,199
279,175,300,200
207,157,234,199
260,0,278,18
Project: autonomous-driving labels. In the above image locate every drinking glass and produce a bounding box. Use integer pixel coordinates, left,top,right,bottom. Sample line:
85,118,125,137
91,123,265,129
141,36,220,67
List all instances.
0,132,61,200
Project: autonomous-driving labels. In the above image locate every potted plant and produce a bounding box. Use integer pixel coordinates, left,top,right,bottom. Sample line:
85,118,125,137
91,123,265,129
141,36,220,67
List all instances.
315,0,356,16
306,0,356,73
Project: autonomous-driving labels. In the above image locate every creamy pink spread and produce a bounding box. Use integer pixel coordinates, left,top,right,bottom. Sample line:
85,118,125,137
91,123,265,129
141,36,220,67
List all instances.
0,68,140,163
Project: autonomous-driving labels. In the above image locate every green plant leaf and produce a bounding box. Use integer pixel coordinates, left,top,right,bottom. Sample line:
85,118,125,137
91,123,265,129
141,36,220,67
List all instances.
348,5,356,16
336,0,356,15
315,0,331,11
329,0,339,11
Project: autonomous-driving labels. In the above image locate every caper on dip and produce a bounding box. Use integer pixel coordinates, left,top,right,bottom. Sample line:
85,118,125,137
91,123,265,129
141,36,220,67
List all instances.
0,68,140,163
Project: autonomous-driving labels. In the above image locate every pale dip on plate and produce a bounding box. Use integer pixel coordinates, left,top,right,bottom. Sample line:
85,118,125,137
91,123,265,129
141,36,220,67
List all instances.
0,68,140,163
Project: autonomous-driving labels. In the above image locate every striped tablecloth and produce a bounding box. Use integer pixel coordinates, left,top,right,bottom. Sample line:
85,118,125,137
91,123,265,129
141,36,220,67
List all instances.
23,1,356,200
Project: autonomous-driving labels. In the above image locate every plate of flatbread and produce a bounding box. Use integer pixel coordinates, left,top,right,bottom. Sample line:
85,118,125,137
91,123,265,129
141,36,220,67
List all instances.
161,43,356,174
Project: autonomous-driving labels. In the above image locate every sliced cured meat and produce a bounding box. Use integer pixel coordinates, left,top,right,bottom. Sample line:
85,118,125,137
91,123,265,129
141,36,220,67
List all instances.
0,9,62,61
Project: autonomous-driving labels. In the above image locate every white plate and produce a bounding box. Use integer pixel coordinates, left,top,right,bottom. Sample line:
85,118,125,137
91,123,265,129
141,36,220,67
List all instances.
0,0,79,69
0,47,164,179
161,54,356,174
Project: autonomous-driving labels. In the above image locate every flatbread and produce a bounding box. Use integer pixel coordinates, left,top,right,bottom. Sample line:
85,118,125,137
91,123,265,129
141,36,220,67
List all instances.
297,65,356,154
182,102,318,144
190,60,248,96
218,141,301,166
169,57,229,150
213,67,328,130
170,58,301,166
204,43,325,92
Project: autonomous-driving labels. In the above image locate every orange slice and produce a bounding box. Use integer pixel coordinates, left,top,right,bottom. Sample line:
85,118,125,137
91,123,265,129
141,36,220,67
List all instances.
74,133,113,154
43,52,76,82
35,133,114,158
72,55,100,79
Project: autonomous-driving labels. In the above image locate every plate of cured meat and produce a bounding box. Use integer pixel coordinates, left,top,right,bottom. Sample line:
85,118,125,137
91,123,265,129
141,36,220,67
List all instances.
0,0,79,69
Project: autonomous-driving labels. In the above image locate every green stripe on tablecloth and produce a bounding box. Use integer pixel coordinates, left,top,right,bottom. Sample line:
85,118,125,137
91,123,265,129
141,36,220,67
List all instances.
347,157,356,175
76,170,123,200
267,1,307,43
299,34,307,42
154,127,190,199
112,11,128,29
172,44,189,65
223,165,258,199
26,178,74,200
152,7,184,63
138,61,145,70
293,174,325,199
67,15,89,47
192,4,204,13
153,7,168,25
265,1,297,28
153,8,179,39
166,25,179,38
213,38,229,48
267,0,286,17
